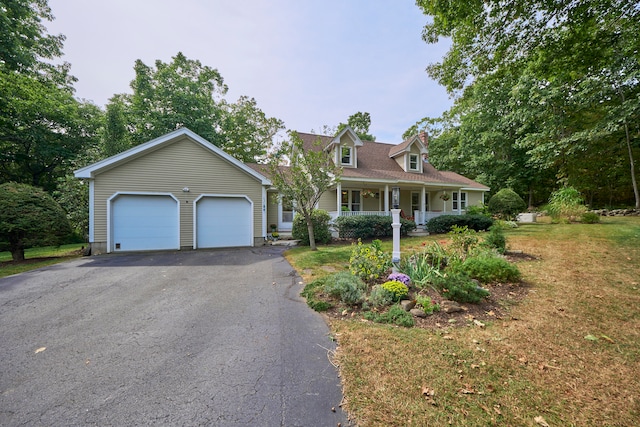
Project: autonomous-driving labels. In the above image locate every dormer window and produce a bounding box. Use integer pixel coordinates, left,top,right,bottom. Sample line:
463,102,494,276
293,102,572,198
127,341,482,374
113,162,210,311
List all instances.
409,154,419,171
341,146,353,165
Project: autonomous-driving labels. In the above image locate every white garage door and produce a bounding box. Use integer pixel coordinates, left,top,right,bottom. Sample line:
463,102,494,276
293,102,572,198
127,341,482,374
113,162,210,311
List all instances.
196,196,252,248
111,194,179,252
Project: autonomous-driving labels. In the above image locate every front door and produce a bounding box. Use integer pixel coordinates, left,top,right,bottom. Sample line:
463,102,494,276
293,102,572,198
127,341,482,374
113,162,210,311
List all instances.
278,195,294,231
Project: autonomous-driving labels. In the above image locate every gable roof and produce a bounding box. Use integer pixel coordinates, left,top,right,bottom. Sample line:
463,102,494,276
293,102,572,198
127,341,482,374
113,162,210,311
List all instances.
296,132,489,190
388,135,427,158
74,127,271,185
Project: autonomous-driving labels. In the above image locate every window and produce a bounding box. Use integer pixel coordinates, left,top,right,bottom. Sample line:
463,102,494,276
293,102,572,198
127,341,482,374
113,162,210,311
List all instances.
341,190,361,211
452,192,467,210
341,146,352,165
409,154,419,171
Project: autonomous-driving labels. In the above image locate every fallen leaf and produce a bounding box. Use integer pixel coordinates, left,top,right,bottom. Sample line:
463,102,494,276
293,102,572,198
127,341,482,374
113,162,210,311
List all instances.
443,335,453,340
341,309,348,316
600,334,615,344
493,405,502,415
473,320,485,327
534,415,550,426
471,364,480,369
421,386,436,405
34,347,46,354
486,310,496,317
584,334,599,341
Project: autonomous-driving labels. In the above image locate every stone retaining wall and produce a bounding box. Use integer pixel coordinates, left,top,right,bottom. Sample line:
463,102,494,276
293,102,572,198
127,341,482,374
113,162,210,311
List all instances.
591,208,640,216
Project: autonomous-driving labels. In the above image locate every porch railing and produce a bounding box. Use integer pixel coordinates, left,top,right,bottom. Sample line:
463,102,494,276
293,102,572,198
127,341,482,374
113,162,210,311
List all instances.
329,210,461,224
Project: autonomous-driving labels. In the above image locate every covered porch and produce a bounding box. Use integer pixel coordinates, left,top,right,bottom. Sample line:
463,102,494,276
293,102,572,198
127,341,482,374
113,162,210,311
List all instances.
328,183,479,225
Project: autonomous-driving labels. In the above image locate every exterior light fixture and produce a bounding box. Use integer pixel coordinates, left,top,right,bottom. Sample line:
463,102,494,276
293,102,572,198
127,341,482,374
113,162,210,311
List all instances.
182,187,190,192
392,186,400,209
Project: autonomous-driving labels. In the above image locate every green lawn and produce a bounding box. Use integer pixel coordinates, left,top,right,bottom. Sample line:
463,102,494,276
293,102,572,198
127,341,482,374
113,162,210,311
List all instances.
0,243,85,278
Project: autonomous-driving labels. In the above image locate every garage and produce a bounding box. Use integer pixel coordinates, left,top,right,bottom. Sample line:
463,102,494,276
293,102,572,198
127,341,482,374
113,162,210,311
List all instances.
111,194,179,252
195,196,252,248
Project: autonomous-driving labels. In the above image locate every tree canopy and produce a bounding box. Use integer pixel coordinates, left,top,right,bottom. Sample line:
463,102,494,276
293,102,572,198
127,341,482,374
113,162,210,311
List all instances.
337,112,376,141
413,0,640,208
105,52,284,163
0,182,71,261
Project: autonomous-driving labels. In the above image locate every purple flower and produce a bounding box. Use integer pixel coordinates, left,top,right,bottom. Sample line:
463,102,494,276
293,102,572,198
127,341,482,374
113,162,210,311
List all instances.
387,272,410,286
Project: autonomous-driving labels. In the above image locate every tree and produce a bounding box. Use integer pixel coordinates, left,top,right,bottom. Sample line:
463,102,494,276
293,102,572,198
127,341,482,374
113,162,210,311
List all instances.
414,0,640,208
108,52,284,162
0,182,71,261
487,189,526,220
0,0,64,73
267,131,342,250
337,112,376,141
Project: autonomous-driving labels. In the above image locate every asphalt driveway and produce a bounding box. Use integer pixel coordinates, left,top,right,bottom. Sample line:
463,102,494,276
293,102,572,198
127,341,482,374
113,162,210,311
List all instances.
0,247,348,426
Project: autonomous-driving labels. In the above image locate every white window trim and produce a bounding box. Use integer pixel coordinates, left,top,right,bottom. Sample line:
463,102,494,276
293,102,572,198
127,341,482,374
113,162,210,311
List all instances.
341,146,353,166
408,153,419,171
452,192,467,211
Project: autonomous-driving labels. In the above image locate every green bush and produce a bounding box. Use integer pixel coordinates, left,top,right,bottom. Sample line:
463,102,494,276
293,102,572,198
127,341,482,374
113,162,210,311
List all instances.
426,214,494,234
546,187,587,222
349,239,392,282
322,271,367,305
460,256,521,284
433,273,490,303
334,215,416,239
484,225,506,254
416,295,440,315
292,209,332,245
368,284,395,308
487,189,526,220
465,204,490,217
381,280,409,301
301,277,333,311
581,212,601,224
363,304,415,327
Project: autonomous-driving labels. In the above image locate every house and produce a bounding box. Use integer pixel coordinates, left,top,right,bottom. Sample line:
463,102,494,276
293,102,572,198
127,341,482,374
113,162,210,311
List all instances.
252,126,489,233
75,127,488,254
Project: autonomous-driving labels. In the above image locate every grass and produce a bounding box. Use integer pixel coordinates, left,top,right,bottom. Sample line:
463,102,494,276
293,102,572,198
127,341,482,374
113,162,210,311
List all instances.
285,216,640,426
0,243,85,278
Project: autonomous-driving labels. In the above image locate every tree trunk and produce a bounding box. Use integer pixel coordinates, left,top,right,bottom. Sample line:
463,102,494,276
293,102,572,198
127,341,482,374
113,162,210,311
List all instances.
10,246,25,262
306,215,317,251
619,90,639,209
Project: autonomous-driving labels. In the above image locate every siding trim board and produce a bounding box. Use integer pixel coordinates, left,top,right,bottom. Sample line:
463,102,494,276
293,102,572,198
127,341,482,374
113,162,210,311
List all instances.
107,192,180,253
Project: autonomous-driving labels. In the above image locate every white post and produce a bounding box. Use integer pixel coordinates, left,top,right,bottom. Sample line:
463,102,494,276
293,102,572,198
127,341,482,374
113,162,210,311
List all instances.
336,183,341,214
391,208,401,264
384,184,389,213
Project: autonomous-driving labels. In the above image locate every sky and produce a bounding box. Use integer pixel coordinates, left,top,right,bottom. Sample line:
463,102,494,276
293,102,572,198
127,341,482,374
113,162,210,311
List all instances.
46,0,453,143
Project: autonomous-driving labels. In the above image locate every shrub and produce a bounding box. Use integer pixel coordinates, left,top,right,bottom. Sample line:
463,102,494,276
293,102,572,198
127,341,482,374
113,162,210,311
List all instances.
301,277,333,311
546,187,587,222
426,214,494,234
465,204,490,217
387,272,410,286
416,295,440,315
448,225,480,260
484,224,506,254
323,271,367,305
349,239,392,282
381,280,409,301
433,273,490,303
581,212,601,224
334,215,416,239
292,209,332,245
363,304,415,327
368,284,395,308
0,182,72,261
460,256,521,284
487,189,526,220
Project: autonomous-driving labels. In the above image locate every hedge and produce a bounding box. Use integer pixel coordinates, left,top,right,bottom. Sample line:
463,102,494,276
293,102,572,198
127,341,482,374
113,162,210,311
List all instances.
425,214,494,234
334,215,416,239
292,210,332,245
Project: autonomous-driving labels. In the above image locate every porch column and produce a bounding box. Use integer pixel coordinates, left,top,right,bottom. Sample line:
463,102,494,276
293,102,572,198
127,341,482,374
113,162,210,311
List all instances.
421,187,426,225
457,189,462,214
336,182,342,214
384,184,389,212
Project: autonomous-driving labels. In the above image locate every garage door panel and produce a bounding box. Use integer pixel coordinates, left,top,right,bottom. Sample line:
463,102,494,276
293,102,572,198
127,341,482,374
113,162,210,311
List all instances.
112,195,178,251
197,197,252,248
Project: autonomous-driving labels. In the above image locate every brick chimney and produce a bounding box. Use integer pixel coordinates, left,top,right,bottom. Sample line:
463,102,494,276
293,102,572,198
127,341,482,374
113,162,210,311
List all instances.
419,131,429,163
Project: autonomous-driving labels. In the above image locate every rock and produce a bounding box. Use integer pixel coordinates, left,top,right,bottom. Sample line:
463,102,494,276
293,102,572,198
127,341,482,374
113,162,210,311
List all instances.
441,300,464,313
410,308,427,318
400,299,416,311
